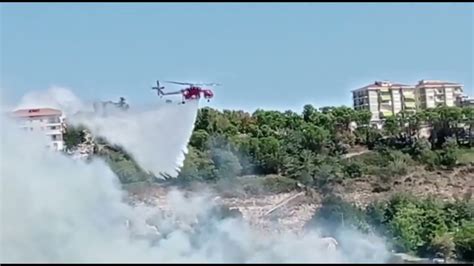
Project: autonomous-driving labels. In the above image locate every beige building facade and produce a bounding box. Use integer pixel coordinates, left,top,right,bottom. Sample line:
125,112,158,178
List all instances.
11,108,66,151
353,80,467,124
352,81,416,124
415,80,464,109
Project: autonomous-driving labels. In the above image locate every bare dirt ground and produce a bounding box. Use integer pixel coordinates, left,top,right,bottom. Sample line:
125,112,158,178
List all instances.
125,164,473,234
334,165,474,208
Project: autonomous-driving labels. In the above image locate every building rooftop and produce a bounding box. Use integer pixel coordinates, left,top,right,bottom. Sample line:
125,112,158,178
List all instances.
11,108,62,118
352,81,414,92
416,80,462,87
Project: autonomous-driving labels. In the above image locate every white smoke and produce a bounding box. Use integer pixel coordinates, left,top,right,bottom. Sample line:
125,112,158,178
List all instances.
14,86,87,116
0,89,392,263
70,101,198,178
12,87,198,178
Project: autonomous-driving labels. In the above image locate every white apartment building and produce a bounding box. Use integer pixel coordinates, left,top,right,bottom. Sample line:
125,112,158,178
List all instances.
458,96,474,108
352,81,416,125
11,108,66,151
416,80,464,109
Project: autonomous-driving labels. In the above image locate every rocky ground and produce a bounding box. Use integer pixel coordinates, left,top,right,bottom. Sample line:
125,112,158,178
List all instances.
216,191,318,234
125,162,474,237
126,184,318,234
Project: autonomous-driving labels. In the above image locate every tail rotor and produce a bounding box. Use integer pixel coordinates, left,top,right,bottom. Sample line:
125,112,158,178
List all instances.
152,80,165,97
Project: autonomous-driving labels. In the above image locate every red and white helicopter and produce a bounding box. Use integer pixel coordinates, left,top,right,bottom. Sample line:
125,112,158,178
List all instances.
152,80,220,104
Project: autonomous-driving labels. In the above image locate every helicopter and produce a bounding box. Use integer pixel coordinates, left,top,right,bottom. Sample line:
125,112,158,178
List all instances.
93,97,129,115
152,80,220,104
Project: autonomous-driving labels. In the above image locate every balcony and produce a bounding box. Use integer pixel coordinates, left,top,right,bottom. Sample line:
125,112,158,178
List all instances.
379,92,391,102
404,102,416,109
379,110,394,118
44,129,63,135
403,92,415,100
44,122,63,127
435,97,445,103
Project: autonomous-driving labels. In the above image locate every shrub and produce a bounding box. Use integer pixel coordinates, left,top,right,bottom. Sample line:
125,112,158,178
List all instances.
211,148,242,179
429,233,455,260
260,175,298,193
356,150,388,167
438,137,459,168
454,221,474,262
410,138,432,158
307,194,369,235
385,158,409,178
420,150,440,170
389,201,426,252
343,161,364,179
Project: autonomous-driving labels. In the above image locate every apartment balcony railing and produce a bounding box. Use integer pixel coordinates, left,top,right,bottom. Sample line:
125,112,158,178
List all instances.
380,103,393,109
379,110,394,118
435,97,445,103
403,94,416,100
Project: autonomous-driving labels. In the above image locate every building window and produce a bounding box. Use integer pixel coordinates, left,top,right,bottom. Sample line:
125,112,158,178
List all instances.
51,135,62,141
48,117,59,123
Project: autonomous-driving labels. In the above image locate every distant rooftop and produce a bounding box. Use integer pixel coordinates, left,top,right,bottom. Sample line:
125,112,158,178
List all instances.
11,108,62,118
352,80,414,92
416,80,462,87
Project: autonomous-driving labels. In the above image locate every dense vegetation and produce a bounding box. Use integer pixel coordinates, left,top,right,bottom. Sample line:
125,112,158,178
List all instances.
307,193,473,261
63,104,473,261
63,105,473,185
177,105,473,187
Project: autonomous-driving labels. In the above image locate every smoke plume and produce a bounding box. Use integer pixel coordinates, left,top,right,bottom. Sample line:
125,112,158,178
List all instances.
1,89,391,263
13,87,198,178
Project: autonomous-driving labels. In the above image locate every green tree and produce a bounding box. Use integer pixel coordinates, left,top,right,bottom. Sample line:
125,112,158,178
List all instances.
438,137,459,168
389,201,426,252
306,194,370,235
384,116,400,137
302,104,317,123
300,124,330,153
189,129,210,151
354,109,372,127
255,136,283,174
178,146,202,182
63,124,86,151
211,148,242,179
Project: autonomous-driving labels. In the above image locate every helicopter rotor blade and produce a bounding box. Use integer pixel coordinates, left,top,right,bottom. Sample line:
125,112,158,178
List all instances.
197,83,221,87
163,80,221,87
163,80,194,86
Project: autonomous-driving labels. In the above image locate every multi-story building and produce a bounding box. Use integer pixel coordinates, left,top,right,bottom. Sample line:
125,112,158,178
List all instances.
415,80,464,109
352,81,416,125
456,95,474,108
11,108,66,151
353,79,470,124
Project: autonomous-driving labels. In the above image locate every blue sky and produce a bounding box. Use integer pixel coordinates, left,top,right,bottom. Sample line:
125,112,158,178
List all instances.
1,3,473,112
